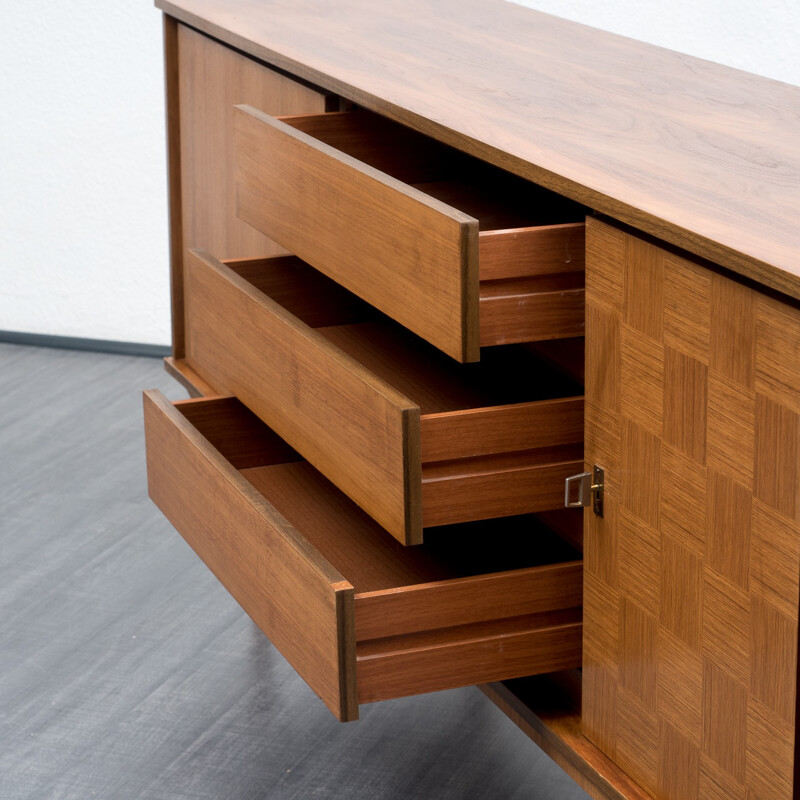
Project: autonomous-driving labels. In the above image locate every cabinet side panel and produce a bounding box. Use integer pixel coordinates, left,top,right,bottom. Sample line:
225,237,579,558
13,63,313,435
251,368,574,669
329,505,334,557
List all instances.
177,24,330,261
174,24,330,359
583,217,800,799
164,16,185,357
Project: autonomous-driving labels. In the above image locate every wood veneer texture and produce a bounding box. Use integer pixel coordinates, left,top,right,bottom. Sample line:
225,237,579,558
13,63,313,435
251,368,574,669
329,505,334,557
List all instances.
183,249,583,543
158,0,800,301
163,16,185,358
482,675,653,800
176,26,331,262
171,24,332,360
163,356,218,398
145,391,585,720
234,104,479,362
143,390,358,721
583,217,800,799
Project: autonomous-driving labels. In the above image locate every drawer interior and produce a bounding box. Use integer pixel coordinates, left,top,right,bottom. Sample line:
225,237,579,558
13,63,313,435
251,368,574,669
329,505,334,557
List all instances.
235,105,586,359
242,461,581,606
173,395,583,706
273,112,588,345
281,110,588,282
225,255,584,464
176,395,583,586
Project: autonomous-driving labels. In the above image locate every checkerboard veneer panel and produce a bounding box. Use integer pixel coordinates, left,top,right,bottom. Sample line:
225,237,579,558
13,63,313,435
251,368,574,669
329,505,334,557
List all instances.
583,217,800,799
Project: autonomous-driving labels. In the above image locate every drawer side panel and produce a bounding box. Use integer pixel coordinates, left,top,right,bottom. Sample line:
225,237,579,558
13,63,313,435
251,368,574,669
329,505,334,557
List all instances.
422,454,583,527
357,618,582,704
355,562,583,640
479,283,585,347
420,398,584,463
234,104,479,362
183,250,422,544
143,390,358,721
479,223,585,281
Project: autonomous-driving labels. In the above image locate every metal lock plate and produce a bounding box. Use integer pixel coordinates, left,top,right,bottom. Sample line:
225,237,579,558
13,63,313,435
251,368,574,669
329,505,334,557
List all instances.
564,465,604,517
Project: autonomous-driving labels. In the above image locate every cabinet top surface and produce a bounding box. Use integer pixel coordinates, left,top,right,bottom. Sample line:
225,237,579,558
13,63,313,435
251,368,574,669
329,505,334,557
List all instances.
158,0,800,299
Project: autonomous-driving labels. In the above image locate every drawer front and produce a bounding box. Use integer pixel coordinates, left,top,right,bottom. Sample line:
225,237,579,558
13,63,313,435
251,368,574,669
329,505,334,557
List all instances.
183,250,583,544
143,390,358,721
184,248,421,544
235,104,477,362
144,391,583,721
234,106,585,362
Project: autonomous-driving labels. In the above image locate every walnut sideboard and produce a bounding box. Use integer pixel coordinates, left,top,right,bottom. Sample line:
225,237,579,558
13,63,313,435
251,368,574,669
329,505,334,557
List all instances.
142,2,800,798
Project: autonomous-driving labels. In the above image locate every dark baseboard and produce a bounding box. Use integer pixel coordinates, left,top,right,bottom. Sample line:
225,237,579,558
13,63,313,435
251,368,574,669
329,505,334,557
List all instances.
0,330,171,358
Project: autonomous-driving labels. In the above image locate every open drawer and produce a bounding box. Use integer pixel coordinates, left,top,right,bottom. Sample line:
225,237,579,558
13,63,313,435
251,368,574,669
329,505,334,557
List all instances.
183,249,584,545
143,391,583,722
234,106,586,362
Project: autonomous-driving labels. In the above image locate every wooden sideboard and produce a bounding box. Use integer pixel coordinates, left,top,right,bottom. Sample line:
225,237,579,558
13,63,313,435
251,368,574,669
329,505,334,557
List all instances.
144,2,800,798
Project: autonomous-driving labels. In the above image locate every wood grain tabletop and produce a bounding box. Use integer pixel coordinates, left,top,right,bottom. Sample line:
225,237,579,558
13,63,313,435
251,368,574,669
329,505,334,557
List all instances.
155,0,800,300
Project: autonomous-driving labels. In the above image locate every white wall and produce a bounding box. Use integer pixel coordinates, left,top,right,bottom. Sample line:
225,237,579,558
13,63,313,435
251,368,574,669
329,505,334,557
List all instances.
1,2,797,347
1,1,170,346
511,0,800,86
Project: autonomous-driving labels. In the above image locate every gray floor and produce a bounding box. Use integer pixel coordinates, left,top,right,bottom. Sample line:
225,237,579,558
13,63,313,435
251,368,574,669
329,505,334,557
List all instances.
0,343,589,800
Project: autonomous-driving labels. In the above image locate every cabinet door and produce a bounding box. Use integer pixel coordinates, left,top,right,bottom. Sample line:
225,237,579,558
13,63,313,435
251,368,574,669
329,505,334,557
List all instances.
583,217,800,800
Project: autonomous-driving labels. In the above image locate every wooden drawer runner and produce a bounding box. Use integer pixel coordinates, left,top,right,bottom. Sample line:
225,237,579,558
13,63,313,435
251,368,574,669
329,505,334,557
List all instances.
234,106,586,362
143,391,583,722
184,249,584,545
